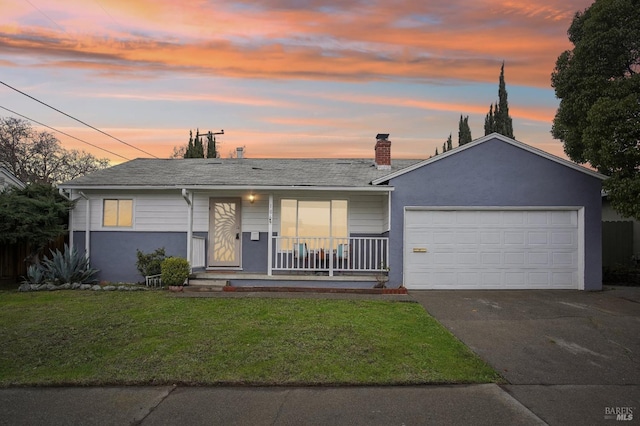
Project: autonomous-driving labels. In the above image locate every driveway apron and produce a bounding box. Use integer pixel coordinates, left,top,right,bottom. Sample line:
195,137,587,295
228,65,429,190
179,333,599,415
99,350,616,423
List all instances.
411,286,640,424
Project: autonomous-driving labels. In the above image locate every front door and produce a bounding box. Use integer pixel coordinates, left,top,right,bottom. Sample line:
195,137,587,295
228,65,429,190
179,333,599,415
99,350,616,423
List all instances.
209,198,241,267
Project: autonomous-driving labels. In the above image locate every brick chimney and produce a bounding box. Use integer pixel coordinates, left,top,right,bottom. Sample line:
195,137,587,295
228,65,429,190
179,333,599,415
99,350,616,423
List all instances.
374,133,391,170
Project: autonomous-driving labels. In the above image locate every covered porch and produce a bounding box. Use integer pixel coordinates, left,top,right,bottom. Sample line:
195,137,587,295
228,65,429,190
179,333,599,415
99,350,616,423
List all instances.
183,189,392,285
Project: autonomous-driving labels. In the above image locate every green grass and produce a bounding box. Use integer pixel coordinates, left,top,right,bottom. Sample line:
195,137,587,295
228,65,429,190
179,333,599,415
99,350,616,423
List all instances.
0,291,501,386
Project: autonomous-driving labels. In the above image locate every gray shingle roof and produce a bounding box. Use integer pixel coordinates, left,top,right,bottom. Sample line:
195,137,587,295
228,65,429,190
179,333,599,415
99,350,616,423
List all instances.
60,158,422,188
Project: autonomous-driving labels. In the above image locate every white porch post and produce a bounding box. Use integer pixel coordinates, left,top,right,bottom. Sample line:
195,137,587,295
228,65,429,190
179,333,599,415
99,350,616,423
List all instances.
182,189,193,271
267,193,273,276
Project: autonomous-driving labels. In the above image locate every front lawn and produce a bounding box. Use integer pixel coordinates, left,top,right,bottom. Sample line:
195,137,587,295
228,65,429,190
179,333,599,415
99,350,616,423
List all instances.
0,291,501,386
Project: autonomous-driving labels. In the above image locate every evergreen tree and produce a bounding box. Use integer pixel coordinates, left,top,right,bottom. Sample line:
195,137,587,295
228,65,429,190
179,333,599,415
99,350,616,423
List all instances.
458,115,472,145
0,184,72,260
442,142,446,153
484,104,495,135
195,136,204,158
484,63,514,138
434,147,439,156
495,63,514,138
206,132,217,158
446,133,453,151
184,130,195,158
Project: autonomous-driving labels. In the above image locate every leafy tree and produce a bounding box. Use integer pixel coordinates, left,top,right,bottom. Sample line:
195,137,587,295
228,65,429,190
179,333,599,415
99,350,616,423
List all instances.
551,0,640,219
458,115,472,145
171,145,186,159
484,63,514,138
0,184,72,260
0,117,109,184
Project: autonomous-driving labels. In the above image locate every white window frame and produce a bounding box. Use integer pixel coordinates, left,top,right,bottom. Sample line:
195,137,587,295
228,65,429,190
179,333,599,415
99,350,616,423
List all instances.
102,198,134,228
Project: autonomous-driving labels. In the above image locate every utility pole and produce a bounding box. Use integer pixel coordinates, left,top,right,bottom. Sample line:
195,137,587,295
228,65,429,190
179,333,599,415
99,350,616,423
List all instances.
196,129,224,158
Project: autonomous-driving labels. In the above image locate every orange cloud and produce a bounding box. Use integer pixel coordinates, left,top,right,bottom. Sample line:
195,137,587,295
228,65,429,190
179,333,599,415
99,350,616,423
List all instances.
0,0,589,87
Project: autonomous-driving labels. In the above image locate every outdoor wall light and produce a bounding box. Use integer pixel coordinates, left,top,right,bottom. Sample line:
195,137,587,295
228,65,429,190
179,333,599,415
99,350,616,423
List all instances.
249,194,255,203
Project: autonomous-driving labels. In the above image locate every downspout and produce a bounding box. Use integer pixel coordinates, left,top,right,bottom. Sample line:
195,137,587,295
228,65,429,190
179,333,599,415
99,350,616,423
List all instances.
182,189,193,271
78,191,90,261
267,194,273,276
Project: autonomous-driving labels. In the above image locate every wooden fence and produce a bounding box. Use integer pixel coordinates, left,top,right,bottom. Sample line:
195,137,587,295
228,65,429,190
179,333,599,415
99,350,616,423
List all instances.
602,221,633,267
0,235,67,287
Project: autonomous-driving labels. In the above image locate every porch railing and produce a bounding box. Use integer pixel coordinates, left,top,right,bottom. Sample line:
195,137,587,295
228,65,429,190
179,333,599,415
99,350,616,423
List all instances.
271,236,389,276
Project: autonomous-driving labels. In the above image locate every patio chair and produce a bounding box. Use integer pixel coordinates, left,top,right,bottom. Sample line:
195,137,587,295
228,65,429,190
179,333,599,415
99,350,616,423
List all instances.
293,242,308,267
335,243,349,269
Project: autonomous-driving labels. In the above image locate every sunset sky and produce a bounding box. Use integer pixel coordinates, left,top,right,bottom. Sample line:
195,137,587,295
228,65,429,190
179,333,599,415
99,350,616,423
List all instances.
0,0,593,164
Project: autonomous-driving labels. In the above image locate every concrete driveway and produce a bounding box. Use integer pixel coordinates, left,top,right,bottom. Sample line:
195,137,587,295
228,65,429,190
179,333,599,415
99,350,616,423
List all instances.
411,286,640,424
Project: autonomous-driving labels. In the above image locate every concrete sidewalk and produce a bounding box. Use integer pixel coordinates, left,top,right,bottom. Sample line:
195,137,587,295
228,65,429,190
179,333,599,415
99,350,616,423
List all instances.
0,385,546,426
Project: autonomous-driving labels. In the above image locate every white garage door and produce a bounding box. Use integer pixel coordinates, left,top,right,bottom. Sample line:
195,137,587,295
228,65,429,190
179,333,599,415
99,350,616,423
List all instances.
404,209,581,290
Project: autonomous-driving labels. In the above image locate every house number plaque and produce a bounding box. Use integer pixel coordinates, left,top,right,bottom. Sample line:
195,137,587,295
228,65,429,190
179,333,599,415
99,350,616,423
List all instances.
413,248,427,253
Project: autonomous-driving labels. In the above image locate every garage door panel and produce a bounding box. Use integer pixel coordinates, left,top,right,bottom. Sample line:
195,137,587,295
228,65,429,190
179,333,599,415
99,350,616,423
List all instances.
405,209,580,290
551,232,575,245
552,211,577,225
482,252,502,264
504,232,526,245
504,252,525,265
528,252,549,265
527,211,550,225
528,232,549,245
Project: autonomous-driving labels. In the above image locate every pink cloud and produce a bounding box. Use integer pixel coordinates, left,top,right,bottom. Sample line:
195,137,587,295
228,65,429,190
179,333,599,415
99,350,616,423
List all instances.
0,0,592,86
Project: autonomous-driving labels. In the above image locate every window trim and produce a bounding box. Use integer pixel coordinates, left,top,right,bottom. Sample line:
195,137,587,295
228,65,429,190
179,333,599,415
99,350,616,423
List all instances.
102,198,134,229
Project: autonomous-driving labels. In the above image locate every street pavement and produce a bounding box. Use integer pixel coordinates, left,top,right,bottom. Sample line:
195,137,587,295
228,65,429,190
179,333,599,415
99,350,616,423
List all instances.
1,286,638,425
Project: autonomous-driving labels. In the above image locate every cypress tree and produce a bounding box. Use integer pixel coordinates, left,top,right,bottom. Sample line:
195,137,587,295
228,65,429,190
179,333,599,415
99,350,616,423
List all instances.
484,104,495,135
195,136,204,158
458,115,472,145
495,62,514,138
446,133,453,151
184,130,195,158
206,132,217,158
484,63,514,138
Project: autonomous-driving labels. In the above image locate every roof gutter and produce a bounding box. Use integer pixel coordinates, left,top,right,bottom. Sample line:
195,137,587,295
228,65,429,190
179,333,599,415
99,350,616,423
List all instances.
59,185,394,192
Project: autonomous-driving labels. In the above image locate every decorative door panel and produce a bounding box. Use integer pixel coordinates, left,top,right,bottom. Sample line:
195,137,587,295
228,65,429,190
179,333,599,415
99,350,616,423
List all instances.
209,198,241,267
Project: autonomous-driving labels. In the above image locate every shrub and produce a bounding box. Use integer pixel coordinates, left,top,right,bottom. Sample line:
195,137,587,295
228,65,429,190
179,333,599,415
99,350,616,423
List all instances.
40,244,99,284
161,257,190,286
136,248,166,277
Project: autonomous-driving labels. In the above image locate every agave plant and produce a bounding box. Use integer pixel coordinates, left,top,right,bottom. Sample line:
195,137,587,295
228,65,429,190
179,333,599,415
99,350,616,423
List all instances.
23,263,51,285
41,244,99,284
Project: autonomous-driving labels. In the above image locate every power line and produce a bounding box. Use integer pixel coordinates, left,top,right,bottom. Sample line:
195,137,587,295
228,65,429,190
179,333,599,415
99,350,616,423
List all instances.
0,80,160,158
0,105,130,161
24,0,65,32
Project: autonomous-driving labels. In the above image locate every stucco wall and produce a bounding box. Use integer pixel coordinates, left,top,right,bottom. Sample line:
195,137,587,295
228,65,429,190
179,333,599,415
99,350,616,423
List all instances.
387,138,603,290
